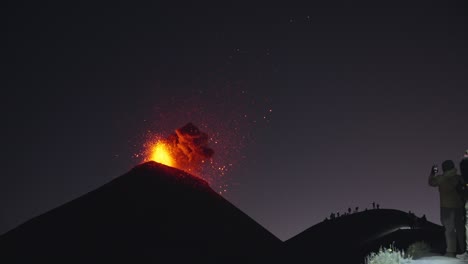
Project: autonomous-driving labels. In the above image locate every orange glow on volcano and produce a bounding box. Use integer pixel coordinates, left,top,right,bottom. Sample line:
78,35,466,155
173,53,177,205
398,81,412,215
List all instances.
136,90,272,194
149,141,175,167
143,123,214,179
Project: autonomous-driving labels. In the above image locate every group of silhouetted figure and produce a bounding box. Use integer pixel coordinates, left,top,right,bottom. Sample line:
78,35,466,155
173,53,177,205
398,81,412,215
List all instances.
324,202,381,221
428,149,468,259
320,149,468,260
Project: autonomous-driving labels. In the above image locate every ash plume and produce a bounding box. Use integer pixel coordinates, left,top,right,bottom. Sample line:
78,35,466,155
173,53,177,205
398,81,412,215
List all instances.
166,122,214,175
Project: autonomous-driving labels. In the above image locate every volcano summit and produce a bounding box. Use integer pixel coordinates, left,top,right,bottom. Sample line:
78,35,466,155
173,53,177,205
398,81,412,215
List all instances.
0,162,281,263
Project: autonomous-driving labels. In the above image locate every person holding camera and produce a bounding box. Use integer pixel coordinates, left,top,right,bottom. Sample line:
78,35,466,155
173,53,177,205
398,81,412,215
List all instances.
455,150,468,260
428,160,464,257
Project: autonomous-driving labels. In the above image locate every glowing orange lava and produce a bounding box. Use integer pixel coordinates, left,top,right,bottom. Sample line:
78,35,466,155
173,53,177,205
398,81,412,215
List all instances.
142,123,219,186
148,141,176,168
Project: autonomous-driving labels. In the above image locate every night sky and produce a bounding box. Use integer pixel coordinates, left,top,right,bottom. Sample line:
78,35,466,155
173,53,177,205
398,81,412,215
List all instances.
4,1,468,241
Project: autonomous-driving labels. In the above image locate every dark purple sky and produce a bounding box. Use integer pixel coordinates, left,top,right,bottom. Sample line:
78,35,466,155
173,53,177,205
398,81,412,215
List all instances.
3,1,468,241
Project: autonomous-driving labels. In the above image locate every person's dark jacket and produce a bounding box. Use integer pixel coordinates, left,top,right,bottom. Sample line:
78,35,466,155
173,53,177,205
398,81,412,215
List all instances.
429,168,464,208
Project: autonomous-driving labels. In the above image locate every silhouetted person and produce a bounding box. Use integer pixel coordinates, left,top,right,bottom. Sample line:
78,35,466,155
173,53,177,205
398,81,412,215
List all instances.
421,214,427,223
355,206,359,213
348,207,351,214
372,202,376,209
376,204,380,209
409,215,417,229
414,214,427,229
456,150,468,260
429,160,464,257
337,212,340,217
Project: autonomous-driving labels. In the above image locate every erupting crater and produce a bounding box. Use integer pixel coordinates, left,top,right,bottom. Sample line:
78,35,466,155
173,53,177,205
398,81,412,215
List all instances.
143,123,214,178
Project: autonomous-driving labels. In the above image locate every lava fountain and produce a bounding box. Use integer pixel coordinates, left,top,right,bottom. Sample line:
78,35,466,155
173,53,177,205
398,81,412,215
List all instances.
144,123,214,178
149,141,175,168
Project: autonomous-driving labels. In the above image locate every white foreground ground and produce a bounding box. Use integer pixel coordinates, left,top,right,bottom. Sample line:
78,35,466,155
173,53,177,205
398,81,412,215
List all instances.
410,256,468,264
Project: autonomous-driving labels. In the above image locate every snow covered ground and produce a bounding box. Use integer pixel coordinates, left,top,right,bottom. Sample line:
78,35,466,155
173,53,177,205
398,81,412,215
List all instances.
411,256,468,263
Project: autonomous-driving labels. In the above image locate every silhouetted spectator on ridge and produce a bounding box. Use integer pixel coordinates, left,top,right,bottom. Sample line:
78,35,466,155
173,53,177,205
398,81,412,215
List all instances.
376,204,380,209
456,150,468,260
429,159,464,258
421,214,427,225
355,206,359,213
348,207,351,214
372,202,376,209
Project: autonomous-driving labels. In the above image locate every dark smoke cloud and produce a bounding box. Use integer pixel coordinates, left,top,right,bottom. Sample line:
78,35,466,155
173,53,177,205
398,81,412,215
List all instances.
167,122,214,175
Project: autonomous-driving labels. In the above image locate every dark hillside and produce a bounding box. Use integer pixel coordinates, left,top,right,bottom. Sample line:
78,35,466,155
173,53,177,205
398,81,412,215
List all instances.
283,209,444,263
0,162,281,264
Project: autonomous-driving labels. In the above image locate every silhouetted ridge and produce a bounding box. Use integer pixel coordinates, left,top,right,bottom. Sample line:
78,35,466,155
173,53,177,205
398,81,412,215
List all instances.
283,209,443,264
0,162,445,264
0,161,281,264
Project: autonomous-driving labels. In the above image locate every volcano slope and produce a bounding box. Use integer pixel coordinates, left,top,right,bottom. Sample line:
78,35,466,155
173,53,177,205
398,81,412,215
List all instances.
0,162,281,264
283,209,444,264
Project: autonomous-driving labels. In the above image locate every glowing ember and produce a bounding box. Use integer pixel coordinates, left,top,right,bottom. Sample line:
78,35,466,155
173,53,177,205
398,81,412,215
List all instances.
134,89,273,194
144,123,214,178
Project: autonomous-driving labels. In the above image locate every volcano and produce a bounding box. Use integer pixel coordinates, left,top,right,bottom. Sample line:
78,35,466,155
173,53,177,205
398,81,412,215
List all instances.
0,162,281,263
